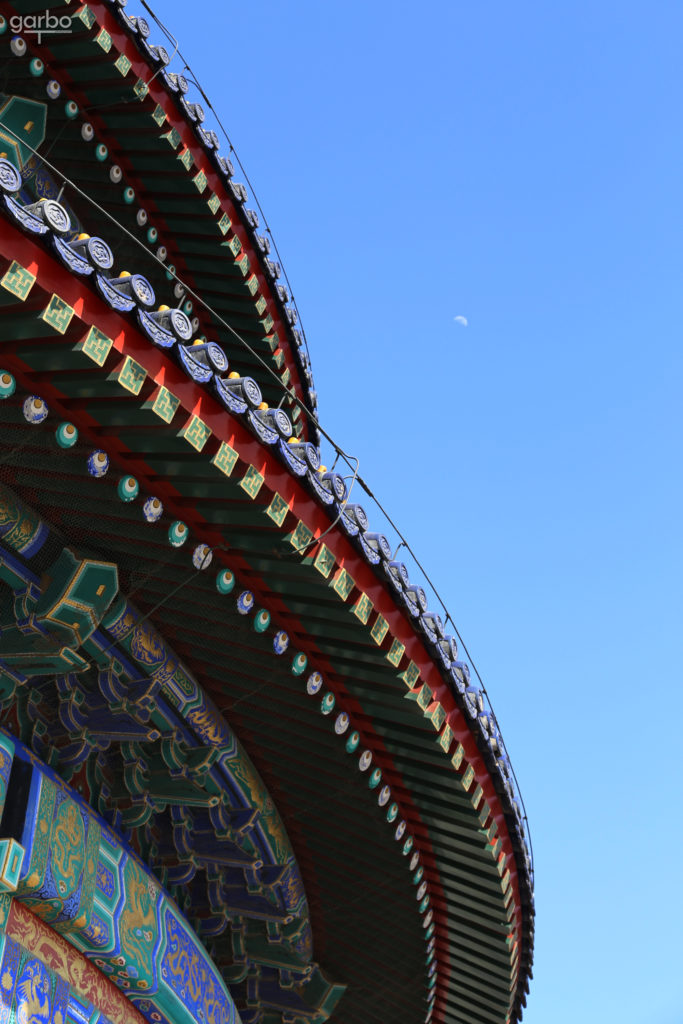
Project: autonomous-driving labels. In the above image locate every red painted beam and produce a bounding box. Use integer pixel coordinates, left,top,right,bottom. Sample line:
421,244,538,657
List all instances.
15,0,309,429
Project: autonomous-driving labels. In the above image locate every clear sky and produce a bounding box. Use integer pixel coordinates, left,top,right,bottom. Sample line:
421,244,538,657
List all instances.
132,2,682,1020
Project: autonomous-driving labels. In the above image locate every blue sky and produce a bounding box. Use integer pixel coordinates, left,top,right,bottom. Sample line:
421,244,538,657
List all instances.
134,2,682,1020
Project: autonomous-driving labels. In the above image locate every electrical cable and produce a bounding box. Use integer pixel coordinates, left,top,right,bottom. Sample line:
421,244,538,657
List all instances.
290,458,361,555
0,119,350,465
82,543,226,667
0,88,533,878
139,0,314,374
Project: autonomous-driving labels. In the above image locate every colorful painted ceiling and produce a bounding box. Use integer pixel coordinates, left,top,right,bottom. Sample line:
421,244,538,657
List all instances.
0,3,534,1024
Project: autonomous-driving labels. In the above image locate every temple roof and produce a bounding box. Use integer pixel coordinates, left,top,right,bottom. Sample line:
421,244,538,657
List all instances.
0,4,534,1022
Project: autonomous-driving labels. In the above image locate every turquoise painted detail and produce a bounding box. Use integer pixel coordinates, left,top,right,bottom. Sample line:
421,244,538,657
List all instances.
345,731,360,753
253,608,270,632
0,95,47,169
117,476,139,502
168,520,187,547
0,372,15,399
216,569,235,594
3,734,238,1024
291,651,307,675
55,422,78,448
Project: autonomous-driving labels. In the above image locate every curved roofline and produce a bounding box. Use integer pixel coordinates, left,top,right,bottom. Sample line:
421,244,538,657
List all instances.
103,0,318,429
0,209,532,1019
14,0,317,441
0,8,534,1013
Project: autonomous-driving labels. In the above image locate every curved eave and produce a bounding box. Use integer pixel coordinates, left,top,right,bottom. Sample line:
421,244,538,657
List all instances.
0,219,533,1022
5,0,317,439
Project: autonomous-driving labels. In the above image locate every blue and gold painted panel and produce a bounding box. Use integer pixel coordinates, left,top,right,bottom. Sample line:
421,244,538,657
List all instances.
19,775,101,934
0,483,338,1017
0,920,144,1024
4,899,145,1024
0,734,238,1024
0,935,71,1024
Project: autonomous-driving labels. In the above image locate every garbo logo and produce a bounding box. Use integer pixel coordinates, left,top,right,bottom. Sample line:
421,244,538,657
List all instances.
9,12,73,43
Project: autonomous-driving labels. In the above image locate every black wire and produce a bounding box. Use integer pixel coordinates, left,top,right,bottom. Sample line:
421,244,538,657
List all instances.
0,72,533,878
0,118,353,469
139,0,314,375
81,544,226,669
